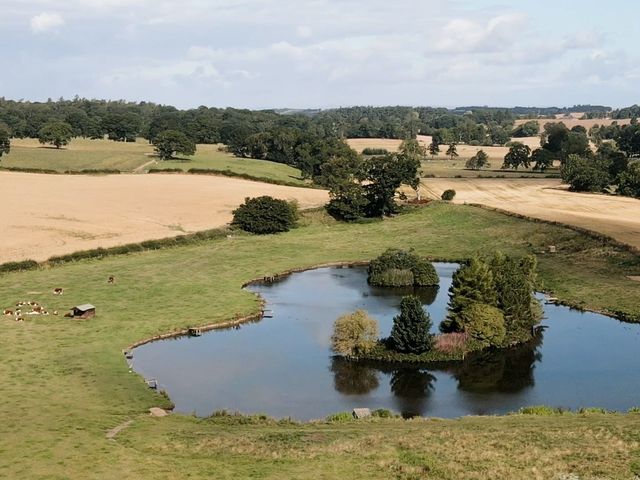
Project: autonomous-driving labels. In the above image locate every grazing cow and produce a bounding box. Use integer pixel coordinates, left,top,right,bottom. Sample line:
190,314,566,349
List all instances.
64,312,73,318
107,276,115,284
3,309,13,316
16,317,24,322
42,311,49,315
53,288,63,295
33,306,42,312
53,310,59,316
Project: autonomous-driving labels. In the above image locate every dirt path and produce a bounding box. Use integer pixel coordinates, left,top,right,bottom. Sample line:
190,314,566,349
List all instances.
133,158,158,173
0,172,328,263
422,178,640,250
106,420,134,439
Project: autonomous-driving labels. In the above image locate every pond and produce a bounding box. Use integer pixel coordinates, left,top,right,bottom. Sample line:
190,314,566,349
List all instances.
132,264,640,420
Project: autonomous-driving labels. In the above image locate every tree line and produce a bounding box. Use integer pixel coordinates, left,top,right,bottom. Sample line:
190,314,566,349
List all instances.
495,121,640,198
1,98,633,149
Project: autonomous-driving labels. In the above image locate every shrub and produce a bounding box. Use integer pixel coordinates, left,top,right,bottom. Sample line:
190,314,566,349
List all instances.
231,196,298,234
519,405,566,416
325,411,353,422
389,296,434,354
434,332,469,354
617,162,640,198
330,310,380,357
368,248,438,287
376,268,414,287
458,303,506,347
441,189,456,201
371,408,396,418
326,183,369,221
362,148,389,155
578,407,609,415
0,259,39,273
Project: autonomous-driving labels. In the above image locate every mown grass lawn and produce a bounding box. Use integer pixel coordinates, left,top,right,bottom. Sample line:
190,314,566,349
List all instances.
1,203,639,479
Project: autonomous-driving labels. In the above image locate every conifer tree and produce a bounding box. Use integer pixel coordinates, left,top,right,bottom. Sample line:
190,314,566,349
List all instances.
428,138,440,158
390,296,434,354
490,253,538,343
441,256,496,332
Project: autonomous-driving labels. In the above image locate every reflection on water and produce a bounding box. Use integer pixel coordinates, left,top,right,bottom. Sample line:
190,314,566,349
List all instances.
329,334,542,418
330,358,380,395
452,334,542,394
131,265,640,420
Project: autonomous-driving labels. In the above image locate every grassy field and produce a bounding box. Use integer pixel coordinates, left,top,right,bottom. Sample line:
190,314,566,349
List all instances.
150,143,308,186
3,137,154,172
1,203,640,478
3,138,308,185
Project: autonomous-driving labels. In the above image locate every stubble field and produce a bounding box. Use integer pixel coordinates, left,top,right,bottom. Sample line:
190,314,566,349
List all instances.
0,171,327,263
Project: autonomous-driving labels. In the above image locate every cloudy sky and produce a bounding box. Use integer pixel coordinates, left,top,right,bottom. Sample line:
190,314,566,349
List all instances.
0,0,637,109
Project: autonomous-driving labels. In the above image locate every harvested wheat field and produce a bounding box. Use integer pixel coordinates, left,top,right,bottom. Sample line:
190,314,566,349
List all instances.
346,137,405,153
0,172,327,263
348,136,541,160
514,116,631,131
422,178,640,249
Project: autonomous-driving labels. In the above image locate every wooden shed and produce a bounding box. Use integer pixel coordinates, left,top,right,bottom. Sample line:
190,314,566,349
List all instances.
72,304,96,319
352,408,372,419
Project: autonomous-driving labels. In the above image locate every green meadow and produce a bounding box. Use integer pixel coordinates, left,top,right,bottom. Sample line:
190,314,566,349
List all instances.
1,203,639,478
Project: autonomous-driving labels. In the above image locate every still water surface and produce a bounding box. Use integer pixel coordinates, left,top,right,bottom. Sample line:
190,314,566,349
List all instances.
132,264,640,419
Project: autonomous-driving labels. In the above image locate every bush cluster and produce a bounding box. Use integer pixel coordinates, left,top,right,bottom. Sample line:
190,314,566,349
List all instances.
0,259,39,273
361,148,389,155
441,189,456,201
443,252,540,347
368,248,439,287
232,196,298,235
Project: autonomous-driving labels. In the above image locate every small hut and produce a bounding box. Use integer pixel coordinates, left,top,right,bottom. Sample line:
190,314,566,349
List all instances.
71,304,96,319
352,408,372,419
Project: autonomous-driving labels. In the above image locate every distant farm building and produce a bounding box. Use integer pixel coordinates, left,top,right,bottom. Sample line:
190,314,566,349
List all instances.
71,304,96,319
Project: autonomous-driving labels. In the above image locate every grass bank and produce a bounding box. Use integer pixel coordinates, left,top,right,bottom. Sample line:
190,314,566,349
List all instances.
0,203,639,478
144,143,309,186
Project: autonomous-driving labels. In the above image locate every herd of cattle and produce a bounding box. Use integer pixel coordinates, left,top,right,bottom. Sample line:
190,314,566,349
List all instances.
4,276,114,322
3,287,66,322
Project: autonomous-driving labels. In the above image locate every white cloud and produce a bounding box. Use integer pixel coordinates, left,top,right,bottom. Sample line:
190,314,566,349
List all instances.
296,25,312,38
30,12,64,34
1,0,637,108
432,13,528,54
